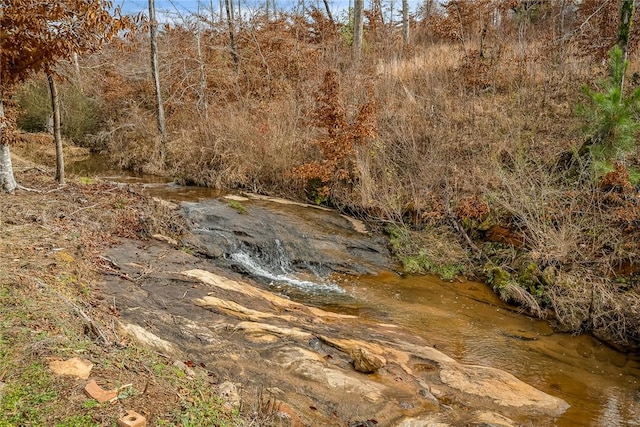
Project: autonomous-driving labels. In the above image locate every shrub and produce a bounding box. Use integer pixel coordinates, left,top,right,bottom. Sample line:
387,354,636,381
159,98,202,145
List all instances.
15,78,103,146
578,46,640,182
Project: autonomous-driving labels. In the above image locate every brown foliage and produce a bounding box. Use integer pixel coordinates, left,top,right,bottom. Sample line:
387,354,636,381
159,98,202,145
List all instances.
293,70,377,201
455,195,490,222
574,0,640,60
600,164,640,232
0,0,138,91
7,1,640,346
429,0,514,48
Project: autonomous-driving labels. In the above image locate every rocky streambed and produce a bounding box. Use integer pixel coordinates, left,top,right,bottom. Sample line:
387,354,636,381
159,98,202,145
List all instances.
99,194,572,426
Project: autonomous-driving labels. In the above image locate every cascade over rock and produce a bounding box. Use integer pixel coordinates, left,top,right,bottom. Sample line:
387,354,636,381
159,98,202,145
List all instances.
99,195,568,425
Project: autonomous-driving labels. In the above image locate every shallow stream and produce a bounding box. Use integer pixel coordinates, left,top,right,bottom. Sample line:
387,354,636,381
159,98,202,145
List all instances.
334,272,640,426
72,157,640,426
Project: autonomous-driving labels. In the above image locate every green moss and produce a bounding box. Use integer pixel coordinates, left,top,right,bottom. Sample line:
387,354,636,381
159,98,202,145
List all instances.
227,200,248,214
79,177,94,185
389,225,463,281
180,246,196,255
518,262,538,288
400,249,462,281
518,262,544,298
55,415,100,427
436,264,464,282
485,263,511,291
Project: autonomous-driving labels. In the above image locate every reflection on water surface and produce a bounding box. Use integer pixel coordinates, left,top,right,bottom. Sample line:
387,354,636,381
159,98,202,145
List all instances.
329,271,640,427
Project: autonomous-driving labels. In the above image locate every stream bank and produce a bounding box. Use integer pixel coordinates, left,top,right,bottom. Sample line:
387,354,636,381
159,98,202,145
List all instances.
5,144,640,425
100,190,640,426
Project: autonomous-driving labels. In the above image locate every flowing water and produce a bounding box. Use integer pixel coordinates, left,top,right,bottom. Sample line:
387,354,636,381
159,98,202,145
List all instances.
216,237,640,426
74,160,640,426
334,273,640,426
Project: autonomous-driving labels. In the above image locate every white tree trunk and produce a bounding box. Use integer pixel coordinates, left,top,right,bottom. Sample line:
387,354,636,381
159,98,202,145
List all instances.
48,73,65,185
149,0,167,143
402,0,410,46
0,144,17,193
0,99,17,193
196,1,209,117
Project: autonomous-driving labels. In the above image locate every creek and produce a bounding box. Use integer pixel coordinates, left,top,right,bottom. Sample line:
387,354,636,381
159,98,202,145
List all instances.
71,157,640,426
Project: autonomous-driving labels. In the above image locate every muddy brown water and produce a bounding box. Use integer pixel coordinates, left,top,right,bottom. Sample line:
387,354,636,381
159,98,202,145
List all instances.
329,272,640,426
74,159,640,426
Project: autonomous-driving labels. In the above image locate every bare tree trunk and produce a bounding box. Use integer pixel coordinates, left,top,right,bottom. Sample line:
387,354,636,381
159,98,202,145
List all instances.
389,0,395,27
47,73,65,185
353,0,364,61
0,98,17,193
349,0,353,20
72,52,81,81
149,0,167,144
617,0,634,91
618,0,634,58
0,146,16,193
197,1,209,117
322,0,334,23
402,0,410,46
225,0,239,69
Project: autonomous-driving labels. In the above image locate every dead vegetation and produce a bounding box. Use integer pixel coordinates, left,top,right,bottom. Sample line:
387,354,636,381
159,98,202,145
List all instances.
0,159,248,426
10,3,640,348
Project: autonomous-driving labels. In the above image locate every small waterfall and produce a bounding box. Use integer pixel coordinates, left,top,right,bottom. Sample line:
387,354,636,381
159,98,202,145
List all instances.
229,242,345,295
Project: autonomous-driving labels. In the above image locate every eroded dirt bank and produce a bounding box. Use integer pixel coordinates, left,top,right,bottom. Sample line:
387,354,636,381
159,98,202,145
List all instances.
99,196,569,427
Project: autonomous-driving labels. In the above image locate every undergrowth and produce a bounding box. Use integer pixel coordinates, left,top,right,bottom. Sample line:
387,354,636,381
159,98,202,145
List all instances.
10,4,640,348
0,168,241,426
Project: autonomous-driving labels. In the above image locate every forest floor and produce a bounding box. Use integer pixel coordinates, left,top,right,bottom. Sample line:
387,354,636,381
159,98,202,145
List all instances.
0,154,247,426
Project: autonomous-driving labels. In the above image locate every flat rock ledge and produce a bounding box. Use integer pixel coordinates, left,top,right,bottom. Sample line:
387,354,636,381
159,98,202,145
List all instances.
102,240,569,426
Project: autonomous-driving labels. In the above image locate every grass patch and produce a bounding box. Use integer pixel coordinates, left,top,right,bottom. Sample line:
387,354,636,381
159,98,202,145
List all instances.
388,225,467,281
0,362,58,426
227,200,248,214
0,168,240,426
55,415,100,427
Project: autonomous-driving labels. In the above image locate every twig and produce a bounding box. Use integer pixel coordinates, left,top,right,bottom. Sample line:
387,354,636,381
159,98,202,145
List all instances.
44,186,66,194
99,255,120,270
93,256,137,282
16,166,48,173
16,184,43,193
68,202,102,217
34,278,111,346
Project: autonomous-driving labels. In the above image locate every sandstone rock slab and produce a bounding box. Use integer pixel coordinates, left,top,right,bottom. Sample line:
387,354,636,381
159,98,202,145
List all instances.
48,357,93,379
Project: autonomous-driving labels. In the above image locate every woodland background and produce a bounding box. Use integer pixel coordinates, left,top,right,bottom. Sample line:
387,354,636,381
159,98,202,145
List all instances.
9,0,640,348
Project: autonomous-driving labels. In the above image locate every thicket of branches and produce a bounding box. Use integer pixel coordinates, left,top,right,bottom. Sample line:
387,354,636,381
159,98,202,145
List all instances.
13,0,640,348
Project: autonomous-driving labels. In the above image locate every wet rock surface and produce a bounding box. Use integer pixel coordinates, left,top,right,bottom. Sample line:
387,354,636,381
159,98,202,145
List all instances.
100,197,569,426
181,197,392,276
101,257,569,425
